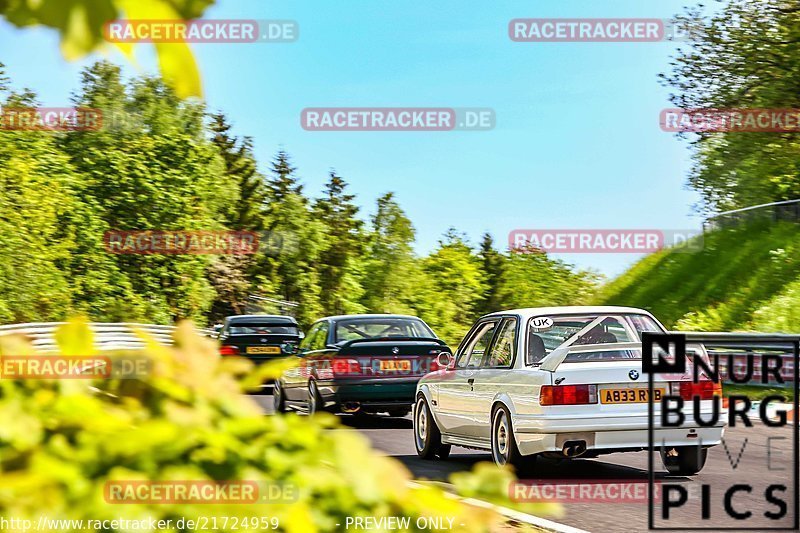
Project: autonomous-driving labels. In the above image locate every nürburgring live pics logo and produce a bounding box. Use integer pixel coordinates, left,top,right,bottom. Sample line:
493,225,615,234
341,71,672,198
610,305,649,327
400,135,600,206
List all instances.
642,332,799,530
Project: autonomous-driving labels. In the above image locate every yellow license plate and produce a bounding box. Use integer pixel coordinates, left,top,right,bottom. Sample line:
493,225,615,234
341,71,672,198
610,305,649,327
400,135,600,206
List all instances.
380,360,411,371
600,388,664,404
246,346,281,355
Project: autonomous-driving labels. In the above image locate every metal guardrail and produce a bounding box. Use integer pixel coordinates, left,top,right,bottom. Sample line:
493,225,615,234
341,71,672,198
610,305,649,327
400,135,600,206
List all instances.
245,294,299,316
0,322,215,352
704,198,800,231
672,331,799,386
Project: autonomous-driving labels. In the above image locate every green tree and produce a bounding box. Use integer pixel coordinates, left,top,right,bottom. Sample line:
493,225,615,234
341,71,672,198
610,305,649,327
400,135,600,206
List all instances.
663,1,800,212
417,229,486,344
0,61,9,92
0,63,139,322
313,171,365,315
475,233,506,315
267,149,304,200
0,114,76,322
205,113,266,319
361,193,419,313
497,251,599,310
209,113,266,230
59,61,233,323
260,151,325,326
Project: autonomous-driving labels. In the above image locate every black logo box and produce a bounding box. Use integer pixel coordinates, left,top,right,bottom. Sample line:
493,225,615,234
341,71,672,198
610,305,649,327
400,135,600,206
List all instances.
642,332,799,531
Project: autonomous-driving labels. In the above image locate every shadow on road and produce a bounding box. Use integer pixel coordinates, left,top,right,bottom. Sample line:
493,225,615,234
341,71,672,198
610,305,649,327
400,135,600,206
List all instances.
339,414,413,430
394,454,488,482
396,453,683,483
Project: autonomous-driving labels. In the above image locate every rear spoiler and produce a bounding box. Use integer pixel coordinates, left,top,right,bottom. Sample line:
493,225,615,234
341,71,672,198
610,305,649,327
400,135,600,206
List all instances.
538,340,711,372
339,337,447,349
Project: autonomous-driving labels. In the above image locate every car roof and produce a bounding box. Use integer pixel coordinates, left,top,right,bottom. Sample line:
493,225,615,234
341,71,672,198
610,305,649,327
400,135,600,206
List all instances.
482,306,656,320
224,314,298,325
316,313,425,323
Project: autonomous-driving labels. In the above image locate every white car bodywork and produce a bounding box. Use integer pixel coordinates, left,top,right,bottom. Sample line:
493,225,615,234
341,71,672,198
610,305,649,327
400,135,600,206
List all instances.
415,306,725,460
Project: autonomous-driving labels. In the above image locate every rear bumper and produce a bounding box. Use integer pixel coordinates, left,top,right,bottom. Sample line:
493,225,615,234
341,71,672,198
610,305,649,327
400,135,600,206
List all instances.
514,413,725,456
514,410,727,433
316,378,419,407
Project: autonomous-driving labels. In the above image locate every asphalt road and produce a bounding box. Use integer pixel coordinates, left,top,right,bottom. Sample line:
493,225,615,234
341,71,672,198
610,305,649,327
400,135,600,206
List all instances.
254,395,798,533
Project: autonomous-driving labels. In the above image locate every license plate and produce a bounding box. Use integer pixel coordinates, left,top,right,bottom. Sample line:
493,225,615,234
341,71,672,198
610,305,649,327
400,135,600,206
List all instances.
600,388,664,404
246,346,281,355
380,360,411,371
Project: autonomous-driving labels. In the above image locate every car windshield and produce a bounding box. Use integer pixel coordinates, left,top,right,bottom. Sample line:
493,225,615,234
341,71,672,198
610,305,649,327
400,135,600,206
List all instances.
334,318,435,343
527,313,663,363
229,324,299,335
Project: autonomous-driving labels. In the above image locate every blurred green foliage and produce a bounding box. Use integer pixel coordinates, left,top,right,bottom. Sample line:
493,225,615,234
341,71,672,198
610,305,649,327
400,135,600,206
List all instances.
723,384,794,401
0,319,555,532
0,0,212,97
450,464,561,519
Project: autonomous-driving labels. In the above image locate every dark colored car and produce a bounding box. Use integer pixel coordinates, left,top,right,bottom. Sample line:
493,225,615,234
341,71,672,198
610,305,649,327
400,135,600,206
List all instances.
217,315,303,367
273,314,450,417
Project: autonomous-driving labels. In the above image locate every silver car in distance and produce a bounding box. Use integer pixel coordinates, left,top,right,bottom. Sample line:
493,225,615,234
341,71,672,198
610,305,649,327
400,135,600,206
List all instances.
413,306,725,474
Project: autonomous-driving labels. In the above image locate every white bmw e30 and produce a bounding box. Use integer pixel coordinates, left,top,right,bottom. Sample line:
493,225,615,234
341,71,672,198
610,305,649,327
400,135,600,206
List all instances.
413,306,725,474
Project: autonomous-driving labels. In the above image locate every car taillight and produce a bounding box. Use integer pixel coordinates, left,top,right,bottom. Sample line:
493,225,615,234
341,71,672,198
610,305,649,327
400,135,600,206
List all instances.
331,358,361,376
219,345,239,356
540,384,598,406
670,380,722,400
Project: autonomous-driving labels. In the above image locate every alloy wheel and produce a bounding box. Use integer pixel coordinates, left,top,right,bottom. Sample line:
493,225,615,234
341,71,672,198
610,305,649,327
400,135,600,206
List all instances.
414,397,428,451
492,409,510,465
308,382,318,415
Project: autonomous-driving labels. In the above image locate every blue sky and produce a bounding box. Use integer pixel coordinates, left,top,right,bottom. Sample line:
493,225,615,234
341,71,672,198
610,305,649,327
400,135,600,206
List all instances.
0,0,703,276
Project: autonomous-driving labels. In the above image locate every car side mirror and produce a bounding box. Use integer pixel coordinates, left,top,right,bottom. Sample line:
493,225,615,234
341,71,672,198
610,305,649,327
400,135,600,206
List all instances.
436,352,454,369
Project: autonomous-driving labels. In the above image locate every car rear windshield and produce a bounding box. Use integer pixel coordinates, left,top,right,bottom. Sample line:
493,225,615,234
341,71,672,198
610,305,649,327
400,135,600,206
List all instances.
334,318,435,343
563,348,642,363
528,314,664,363
229,324,299,335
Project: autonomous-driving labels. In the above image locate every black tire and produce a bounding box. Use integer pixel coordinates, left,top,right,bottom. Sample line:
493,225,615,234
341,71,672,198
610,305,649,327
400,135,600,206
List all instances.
491,404,535,474
273,381,287,413
387,408,411,418
307,380,324,415
414,394,449,460
661,446,707,475
436,444,452,459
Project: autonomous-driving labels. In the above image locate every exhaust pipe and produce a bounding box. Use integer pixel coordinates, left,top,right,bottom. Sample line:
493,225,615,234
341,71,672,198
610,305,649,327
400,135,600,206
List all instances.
562,440,587,458
341,402,361,413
